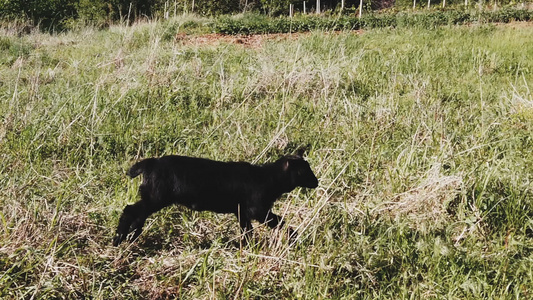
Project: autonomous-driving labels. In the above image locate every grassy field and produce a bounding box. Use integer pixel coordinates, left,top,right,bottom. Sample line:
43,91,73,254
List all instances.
1,17,533,299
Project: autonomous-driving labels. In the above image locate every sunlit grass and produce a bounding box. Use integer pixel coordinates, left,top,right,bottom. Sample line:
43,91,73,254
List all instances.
1,17,532,298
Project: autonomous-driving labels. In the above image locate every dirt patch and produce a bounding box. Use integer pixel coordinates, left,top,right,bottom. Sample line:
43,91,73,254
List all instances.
174,31,363,49
175,22,531,49
174,32,307,49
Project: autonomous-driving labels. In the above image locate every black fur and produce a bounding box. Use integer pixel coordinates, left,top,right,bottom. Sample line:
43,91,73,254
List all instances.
112,150,318,246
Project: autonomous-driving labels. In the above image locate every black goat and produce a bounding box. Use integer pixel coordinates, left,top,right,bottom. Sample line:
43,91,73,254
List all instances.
112,149,318,246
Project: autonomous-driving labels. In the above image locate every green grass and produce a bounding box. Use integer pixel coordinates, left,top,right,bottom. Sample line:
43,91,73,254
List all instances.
1,17,533,298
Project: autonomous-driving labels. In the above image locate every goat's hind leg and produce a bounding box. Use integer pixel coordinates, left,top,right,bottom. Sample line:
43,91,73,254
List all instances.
113,204,135,246
113,201,150,246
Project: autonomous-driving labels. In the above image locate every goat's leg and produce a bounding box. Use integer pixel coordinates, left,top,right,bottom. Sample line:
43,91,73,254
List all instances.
236,208,253,244
113,204,137,246
113,201,151,246
128,212,149,243
261,210,297,239
239,217,253,237
262,210,284,229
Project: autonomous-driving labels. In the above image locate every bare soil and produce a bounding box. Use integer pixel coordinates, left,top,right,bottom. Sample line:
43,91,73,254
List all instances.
173,21,532,49
174,30,364,49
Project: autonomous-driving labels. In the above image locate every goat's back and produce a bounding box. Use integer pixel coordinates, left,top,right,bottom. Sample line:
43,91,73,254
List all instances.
131,155,265,213
130,155,261,188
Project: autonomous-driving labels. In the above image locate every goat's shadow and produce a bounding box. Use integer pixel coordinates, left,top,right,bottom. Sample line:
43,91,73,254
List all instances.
134,230,289,254
135,233,244,253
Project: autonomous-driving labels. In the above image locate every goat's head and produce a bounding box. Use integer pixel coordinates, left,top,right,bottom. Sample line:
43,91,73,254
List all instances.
279,148,318,189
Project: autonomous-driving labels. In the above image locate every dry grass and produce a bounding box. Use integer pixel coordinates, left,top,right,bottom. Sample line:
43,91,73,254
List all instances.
1,17,533,298
379,162,463,233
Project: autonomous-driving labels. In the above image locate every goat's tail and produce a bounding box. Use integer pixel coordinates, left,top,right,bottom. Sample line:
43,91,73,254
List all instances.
127,158,157,178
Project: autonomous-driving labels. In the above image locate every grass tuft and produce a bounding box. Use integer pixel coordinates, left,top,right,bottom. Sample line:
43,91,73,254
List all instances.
1,15,533,298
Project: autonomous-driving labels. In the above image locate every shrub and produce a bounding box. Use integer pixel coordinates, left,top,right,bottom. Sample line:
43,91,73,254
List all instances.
0,0,78,30
211,9,533,35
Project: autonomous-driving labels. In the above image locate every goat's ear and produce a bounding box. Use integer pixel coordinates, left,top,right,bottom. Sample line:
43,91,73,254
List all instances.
295,147,306,158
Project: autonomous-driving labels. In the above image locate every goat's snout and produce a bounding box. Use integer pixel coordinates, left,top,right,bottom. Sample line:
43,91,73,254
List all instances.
305,175,319,189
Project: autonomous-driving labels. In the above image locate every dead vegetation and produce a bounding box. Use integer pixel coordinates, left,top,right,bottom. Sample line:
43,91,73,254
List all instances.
382,163,463,233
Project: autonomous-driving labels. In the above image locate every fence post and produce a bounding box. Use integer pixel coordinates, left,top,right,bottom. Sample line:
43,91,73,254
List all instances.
290,4,294,17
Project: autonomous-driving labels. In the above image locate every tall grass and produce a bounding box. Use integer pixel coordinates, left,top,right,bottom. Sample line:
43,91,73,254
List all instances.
0,18,532,298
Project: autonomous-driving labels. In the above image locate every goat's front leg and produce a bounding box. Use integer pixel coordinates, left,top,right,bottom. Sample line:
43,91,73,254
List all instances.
262,210,297,239
236,207,253,245
262,210,284,229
